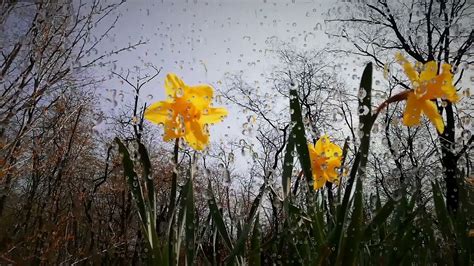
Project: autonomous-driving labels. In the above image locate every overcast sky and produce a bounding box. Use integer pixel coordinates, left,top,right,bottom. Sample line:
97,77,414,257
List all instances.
94,0,345,142
93,0,472,161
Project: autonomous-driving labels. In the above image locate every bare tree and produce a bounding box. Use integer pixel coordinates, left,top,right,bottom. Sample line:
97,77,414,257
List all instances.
328,0,473,212
0,0,144,216
0,0,146,263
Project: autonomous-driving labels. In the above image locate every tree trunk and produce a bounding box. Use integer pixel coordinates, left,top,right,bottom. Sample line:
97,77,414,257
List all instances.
440,103,458,214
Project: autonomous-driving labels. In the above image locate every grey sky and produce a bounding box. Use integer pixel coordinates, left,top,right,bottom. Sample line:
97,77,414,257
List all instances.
93,0,472,161
95,0,338,141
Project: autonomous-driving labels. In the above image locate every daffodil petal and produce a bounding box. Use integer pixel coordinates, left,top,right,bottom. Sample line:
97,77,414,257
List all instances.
313,172,326,190
144,100,173,124
326,142,342,158
440,64,458,102
403,93,422,126
396,53,419,84
422,100,444,133
323,172,332,184
325,156,341,183
441,84,459,103
309,137,342,189
146,73,228,150
424,64,457,102
185,84,214,109
314,135,329,155
201,107,228,124
184,120,209,150
419,61,438,81
188,84,213,97
395,54,458,134
424,77,444,99
308,142,317,156
165,73,186,97
163,123,180,141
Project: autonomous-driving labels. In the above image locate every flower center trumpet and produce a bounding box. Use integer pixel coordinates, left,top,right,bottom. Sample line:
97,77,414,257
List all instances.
308,135,343,190
396,53,459,134
144,73,228,150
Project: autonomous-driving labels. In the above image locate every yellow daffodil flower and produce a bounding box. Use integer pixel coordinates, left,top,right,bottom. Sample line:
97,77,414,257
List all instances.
308,135,342,190
144,73,228,150
396,53,459,133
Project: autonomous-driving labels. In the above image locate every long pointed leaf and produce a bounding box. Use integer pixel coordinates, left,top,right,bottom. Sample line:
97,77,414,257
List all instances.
249,215,261,266
115,138,147,225
357,62,373,175
185,176,196,266
432,182,455,241
339,177,364,265
282,127,295,199
226,181,267,264
362,199,395,241
207,181,234,252
138,142,156,225
289,87,313,190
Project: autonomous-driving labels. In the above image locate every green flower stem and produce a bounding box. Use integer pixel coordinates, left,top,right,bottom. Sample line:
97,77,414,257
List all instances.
168,138,180,266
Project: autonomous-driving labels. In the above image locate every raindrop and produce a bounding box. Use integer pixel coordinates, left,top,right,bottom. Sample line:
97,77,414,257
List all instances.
304,33,315,42
252,152,258,160
223,178,231,187
414,85,427,97
372,123,379,133
358,106,370,116
241,147,246,156
461,129,471,141
463,88,471,97
358,87,367,99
